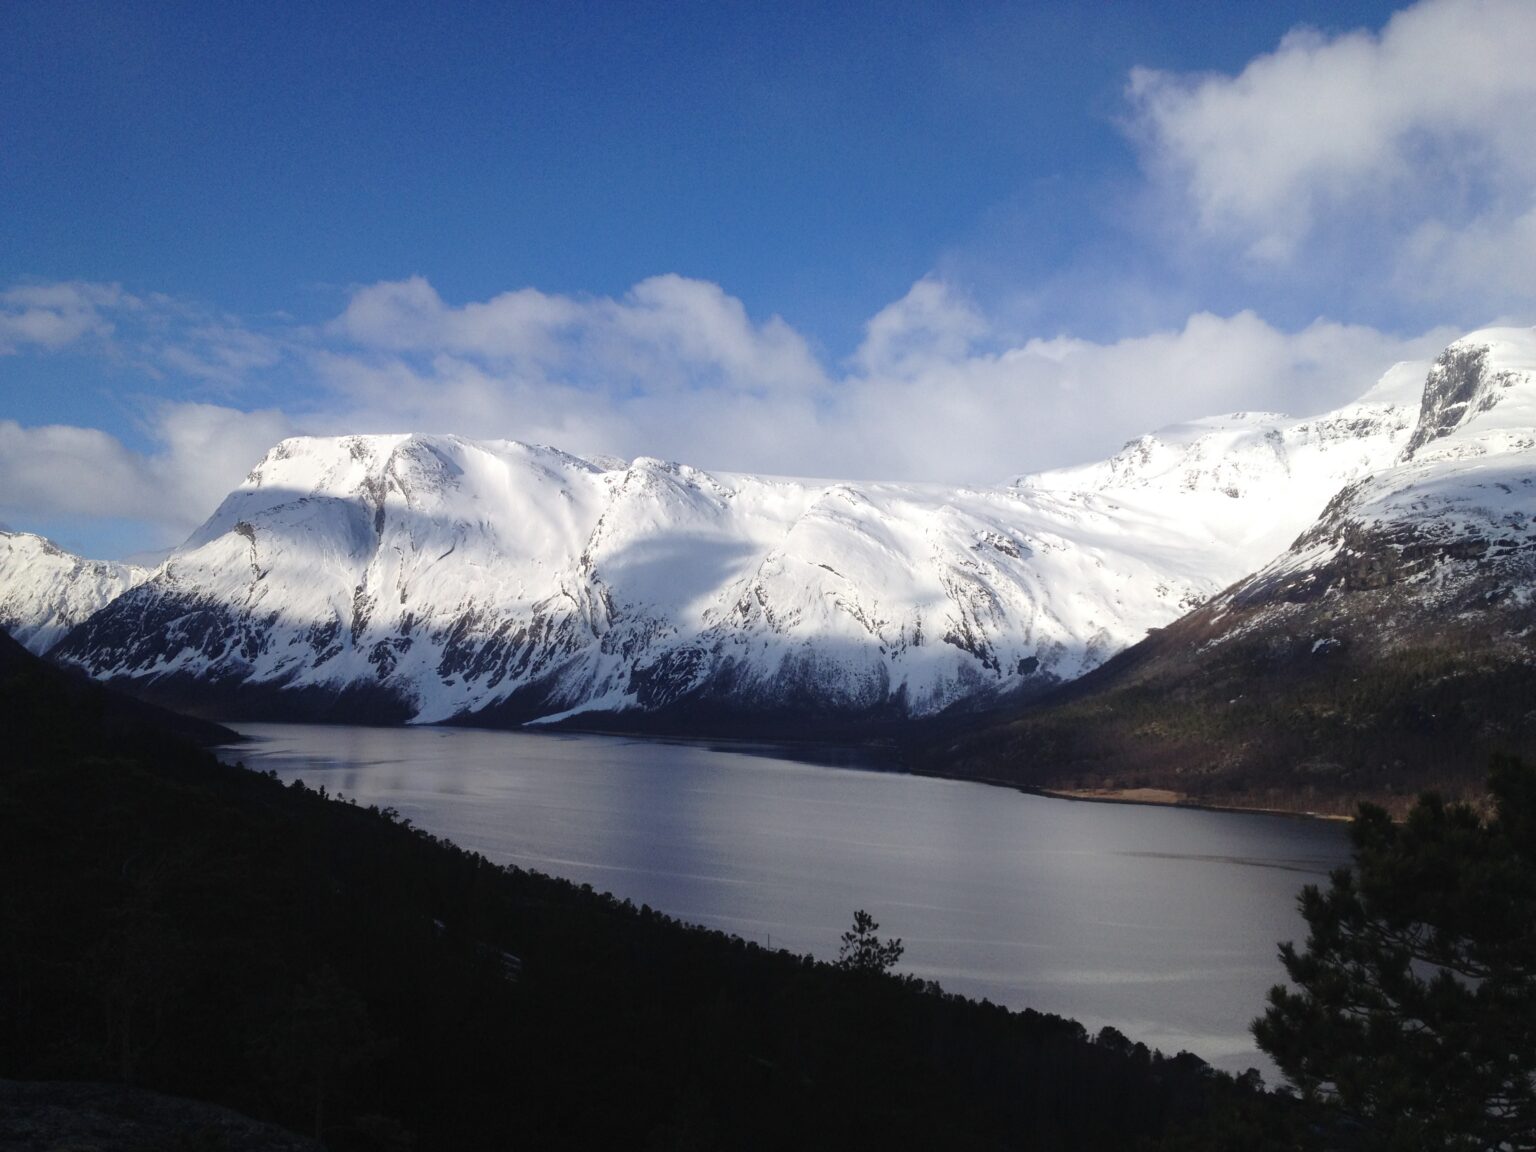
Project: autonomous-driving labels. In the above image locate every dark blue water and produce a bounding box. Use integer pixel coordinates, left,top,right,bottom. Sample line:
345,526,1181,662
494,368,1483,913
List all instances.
229,721,1349,1075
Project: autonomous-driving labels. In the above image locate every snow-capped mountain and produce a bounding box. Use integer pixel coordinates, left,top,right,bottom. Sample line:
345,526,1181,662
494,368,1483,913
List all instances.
38,366,1411,730
1016,357,1423,568
29,327,1528,739
0,531,149,655
44,438,1235,728
938,328,1536,806
1230,330,1536,621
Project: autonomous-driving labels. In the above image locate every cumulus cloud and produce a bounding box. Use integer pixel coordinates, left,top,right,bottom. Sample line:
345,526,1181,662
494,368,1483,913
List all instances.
0,404,291,546
1127,0,1536,323
855,278,989,377
595,275,826,396
1129,0,1536,253
332,276,582,361
309,275,1452,485
331,273,826,397
0,271,1466,556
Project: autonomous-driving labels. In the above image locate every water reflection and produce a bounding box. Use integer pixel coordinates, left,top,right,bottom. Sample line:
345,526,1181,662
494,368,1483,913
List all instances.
228,722,1348,1074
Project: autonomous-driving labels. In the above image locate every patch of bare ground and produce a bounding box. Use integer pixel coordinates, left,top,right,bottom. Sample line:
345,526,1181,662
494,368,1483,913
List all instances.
1035,786,1354,821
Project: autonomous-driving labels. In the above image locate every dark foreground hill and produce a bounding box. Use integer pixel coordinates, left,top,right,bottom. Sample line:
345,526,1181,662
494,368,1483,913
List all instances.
0,631,1291,1149
0,626,236,750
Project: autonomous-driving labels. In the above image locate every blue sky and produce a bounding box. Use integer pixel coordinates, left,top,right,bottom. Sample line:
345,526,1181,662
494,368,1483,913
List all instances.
4,0,1535,557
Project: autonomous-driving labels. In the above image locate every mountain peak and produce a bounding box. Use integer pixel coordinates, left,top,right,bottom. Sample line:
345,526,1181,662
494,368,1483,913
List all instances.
1401,326,1536,462
0,530,149,654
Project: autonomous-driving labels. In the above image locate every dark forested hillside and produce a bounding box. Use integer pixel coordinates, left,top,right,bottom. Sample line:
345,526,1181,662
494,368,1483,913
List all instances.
0,626,236,751
923,585,1536,818
0,632,1296,1149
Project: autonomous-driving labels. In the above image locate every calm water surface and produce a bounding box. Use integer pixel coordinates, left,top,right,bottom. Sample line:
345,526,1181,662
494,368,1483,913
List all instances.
229,722,1349,1074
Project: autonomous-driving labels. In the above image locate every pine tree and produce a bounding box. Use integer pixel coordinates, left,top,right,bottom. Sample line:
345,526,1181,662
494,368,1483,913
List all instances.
836,910,904,975
1254,756,1536,1150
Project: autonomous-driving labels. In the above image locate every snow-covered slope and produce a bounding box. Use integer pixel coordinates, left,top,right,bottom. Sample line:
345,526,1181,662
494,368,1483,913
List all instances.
45,329,1517,734
1018,358,1422,561
48,436,1228,726
937,328,1536,806
1221,328,1536,627
0,531,148,654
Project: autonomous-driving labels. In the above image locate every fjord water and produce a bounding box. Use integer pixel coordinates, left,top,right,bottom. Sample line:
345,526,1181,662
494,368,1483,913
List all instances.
231,722,1348,1074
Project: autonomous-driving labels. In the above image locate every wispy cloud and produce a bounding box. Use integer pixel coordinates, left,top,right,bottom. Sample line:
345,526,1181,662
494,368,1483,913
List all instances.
0,282,137,353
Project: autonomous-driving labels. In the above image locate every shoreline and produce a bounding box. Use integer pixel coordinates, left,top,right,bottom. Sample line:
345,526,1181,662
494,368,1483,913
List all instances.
1025,784,1354,823
911,765,1355,823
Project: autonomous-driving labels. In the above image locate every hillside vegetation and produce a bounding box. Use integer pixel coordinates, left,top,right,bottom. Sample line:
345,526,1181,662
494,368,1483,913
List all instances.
0,630,1286,1150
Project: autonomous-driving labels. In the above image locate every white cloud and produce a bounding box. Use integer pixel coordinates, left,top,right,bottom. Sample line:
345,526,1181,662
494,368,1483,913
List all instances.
1397,202,1536,305
157,325,287,389
0,422,146,515
1128,0,1536,287
854,278,989,377
146,403,294,522
310,276,1454,485
330,273,826,397
0,273,1464,556
835,309,1454,483
0,282,137,353
305,348,637,450
332,276,582,361
0,404,291,546
594,275,825,396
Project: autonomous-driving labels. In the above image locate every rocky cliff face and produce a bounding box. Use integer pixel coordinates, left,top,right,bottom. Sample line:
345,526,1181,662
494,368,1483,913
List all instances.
1221,329,1536,635
939,328,1536,808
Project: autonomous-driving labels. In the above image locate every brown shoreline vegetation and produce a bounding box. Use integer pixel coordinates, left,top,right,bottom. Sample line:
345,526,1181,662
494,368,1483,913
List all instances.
1031,785,1354,822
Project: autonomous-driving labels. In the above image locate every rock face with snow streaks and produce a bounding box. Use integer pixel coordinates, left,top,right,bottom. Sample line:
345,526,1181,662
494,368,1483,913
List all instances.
0,531,148,655
1221,329,1536,633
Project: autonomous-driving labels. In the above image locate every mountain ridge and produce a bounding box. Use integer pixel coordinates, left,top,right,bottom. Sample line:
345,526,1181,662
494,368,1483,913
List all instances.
932,328,1536,810
0,530,148,654
8,326,1531,760
43,414,1388,729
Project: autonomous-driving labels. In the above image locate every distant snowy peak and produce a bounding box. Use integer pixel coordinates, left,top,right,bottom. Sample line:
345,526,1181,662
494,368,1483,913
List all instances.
1200,325,1536,644
0,531,149,655
1401,328,1536,463
1010,370,1425,580
1019,371,1420,502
